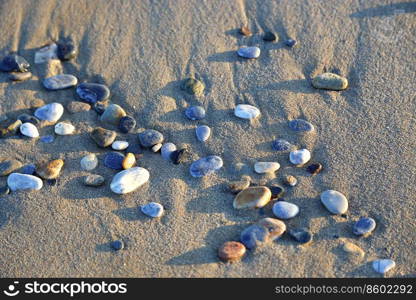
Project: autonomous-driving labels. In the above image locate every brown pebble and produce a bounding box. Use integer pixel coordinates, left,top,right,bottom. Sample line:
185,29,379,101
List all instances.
233,186,272,209
228,176,250,193
218,241,246,263
240,26,252,36
306,163,323,175
67,101,91,114
122,153,136,169
257,218,286,241
283,175,297,187
36,159,64,179
9,72,32,81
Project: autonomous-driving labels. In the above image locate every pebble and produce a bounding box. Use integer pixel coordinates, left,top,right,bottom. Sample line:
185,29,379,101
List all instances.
90,127,117,148
372,259,396,274
353,217,376,237
0,159,23,176
151,143,162,152
185,106,206,120
119,116,136,133
40,135,54,143
195,125,211,142
320,190,349,214
20,164,36,175
110,240,124,251
36,159,64,179
288,229,313,244
189,155,223,177
43,74,78,90
34,43,58,64
112,141,129,151
57,40,77,61
312,73,348,91
228,176,251,194
76,83,110,104
7,173,43,191
20,123,39,138
104,152,125,170
263,31,278,42
285,39,297,47
138,129,164,148
180,77,205,96
9,72,32,81
0,53,30,72
34,103,64,123
254,162,280,174
110,167,150,194
240,224,269,249
289,149,311,165
93,101,108,115
54,122,75,135
257,218,286,241
17,114,40,125
80,154,98,171
289,119,314,132
171,148,192,165
272,139,295,151
67,101,91,114
218,241,246,263
273,201,299,219
237,46,260,59
240,26,252,36
342,241,365,260
269,185,284,199
234,104,260,119
100,104,127,125
122,153,136,169
0,120,22,137
83,174,105,187
233,186,271,209
0,185,10,195
161,143,177,161
141,202,164,218
307,163,323,175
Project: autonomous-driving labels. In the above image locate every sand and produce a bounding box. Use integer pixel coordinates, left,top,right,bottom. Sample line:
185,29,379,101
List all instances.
0,0,415,278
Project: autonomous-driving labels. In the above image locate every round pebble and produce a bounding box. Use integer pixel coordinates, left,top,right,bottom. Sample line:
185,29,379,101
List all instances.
272,139,295,151
272,201,299,219
234,104,260,119
233,186,271,209
288,229,313,244
119,116,136,133
189,155,223,178
185,106,206,120
195,125,211,142
54,122,75,135
180,77,205,96
254,162,280,174
43,74,78,90
20,123,39,138
83,174,105,187
34,103,64,123
289,149,311,165
0,159,22,176
218,241,246,263
34,43,57,64
257,218,286,241
40,135,54,143
138,129,164,148
161,143,177,161
104,152,125,170
312,73,348,91
141,202,164,218
240,224,269,249
90,127,117,148
263,31,278,42
110,240,124,251
372,259,396,275
237,46,260,59
9,72,32,81
112,141,129,151
57,40,77,61
110,167,150,194
307,163,323,175
0,54,30,72
122,153,136,169
80,154,98,171
289,119,314,132
353,217,376,237
100,104,127,125
66,101,91,114
320,190,349,215
36,159,64,179
76,83,110,104
7,173,43,191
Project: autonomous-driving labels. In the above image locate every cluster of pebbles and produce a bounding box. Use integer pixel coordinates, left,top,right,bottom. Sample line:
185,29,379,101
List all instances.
0,30,393,276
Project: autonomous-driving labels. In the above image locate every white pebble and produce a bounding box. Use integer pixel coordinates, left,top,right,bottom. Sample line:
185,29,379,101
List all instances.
254,162,280,174
7,173,43,191
372,259,396,274
289,149,311,165
141,202,164,218
161,143,177,161
54,122,75,135
234,104,260,119
80,154,98,171
20,123,39,138
151,143,162,152
110,167,150,194
34,43,58,64
112,141,129,151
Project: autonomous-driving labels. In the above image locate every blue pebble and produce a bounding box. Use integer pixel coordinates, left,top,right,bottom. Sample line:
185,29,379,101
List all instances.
189,155,223,178
76,83,110,104
240,224,269,249
185,106,206,120
21,164,36,175
353,217,376,236
272,201,299,219
195,125,211,142
237,46,261,59
104,152,125,170
141,202,164,218
40,135,55,143
138,129,164,148
110,240,124,251
285,39,297,48
119,116,136,133
288,119,314,132
272,139,294,151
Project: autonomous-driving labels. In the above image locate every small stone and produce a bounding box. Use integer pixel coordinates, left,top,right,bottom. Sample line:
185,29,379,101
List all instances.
233,186,272,209
17,114,40,125
0,185,10,195
171,148,192,165
285,39,297,47
112,141,129,151
57,40,77,61
138,129,164,148
195,125,211,142
218,241,246,263
272,201,299,219
289,119,314,132
40,135,54,143
119,116,136,133
320,190,349,215
289,149,311,165
20,123,39,138
2,120,22,137
80,154,98,171
36,159,64,179
228,177,251,194
110,167,150,194
110,240,124,251
234,104,260,119
34,43,58,64
104,152,125,170
257,218,286,241
240,224,269,249
100,104,127,125
272,139,295,151
161,143,177,161
0,54,30,72
93,101,108,115
76,83,110,104
180,78,205,96
284,175,298,187
307,163,323,175
9,72,32,81
43,74,78,90
67,101,91,114
185,106,206,120
189,155,223,177
342,241,365,260
141,202,164,218
30,99,45,109
288,229,313,244
47,179,58,186
151,143,162,153
254,162,280,174
83,174,105,187
353,217,376,237
0,159,23,176
122,153,136,169
90,127,117,148
263,31,278,42
312,73,348,91
7,173,43,191
54,122,75,135
34,103,64,123
372,259,396,274
237,46,260,59
20,164,36,175
269,185,284,199
240,26,252,36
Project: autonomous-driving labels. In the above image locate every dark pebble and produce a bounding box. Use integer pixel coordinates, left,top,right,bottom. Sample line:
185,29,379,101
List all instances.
171,148,192,165
104,152,125,170
17,114,40,125
353,217,376,236
306,163,323,175
138,129,164,148
263,31,278,42
288,119,314,132
288,229,313,244
0,185,10,195
21,164,36,175
93,101,108,115
90,127,117,148
269,185,285,200
185,106,206,120
119,116,136,133
46,179,58,186
57,40,77,61
0,54,30,72
76,83,110,104
271,139,294,151
110,240,124,251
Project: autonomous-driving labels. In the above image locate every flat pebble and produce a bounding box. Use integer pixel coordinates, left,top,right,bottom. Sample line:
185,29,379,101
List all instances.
289,119,314,132
263,31,278,42
237,46,260,59
90,127,117,148
34,43,58,64
285,39,297,47
110,167,150,194
20,164,36,175
7,173,43,191
307,163,323,175
353,217,376,236
40,135,54,143
67,101,91,114
312,73,348,91
161,143,177,161
122,153,136,169
320,190,348,214
100,104,127,125
151,143,162,152
185,106,205,120
228,176,251,194
81,154,98,171
240,224,269,249
34,103,64,123
0,54,30,72
110,240,124,251
112,141,129,151
119,116,136,133
289,149,311,165
234,104,260,119
171,148,192,165
372,259,396,274
141,202,164,218
36,159,64,179
76,83,110,104
254,162,280,174
284,175,298,187
43,74,78,90
83,174,105,187
257,218,286,241
0,159,22,176
189,155,223,177
104,152,125,170
20,123,39,138
269,185,284,199
138,129,164,148
272,201,299,219
288,229,313,244
233,186,271,209
181,78,205,96
54,122,75,135
57,40,77,61
9,72,32,81
195,125,211,142
218,241,246,263
272,139,295,151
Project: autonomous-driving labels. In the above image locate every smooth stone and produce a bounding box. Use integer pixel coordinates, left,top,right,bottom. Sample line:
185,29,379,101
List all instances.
119,116,136,133
7,173,43,191
288,229,313,244
263,31,278,42
240,26,252,36
54,122,75,135
234,104,260,119
80,154,98,171
93,101,108,115
289,119,314,132
228,176,251,194
100,104,126,125
254,162,280,174
237,46,260,59
320,190,349,214
240,224,269,249
40,135,54,143
189,155,223,177
112,141,129,151
110,240,124,251
185,106,205,120
257,218,286,241
272,201,299,219
34,43,58,64
218,241,246,263
269,185,285,199
17,114,40,125
122,153,136,169
138,129,164,148
353,217,376,236
180,78,205,96
342,241,365,260
36,159,64,179
284,175,298,187
307,163,323,175
195,125,211,142
57,40,77,61
151,143,162,153
43,74,78,90
141,202,164,218
83,174,105,187
312,73,348,91
0,159,23,176
171,148,192,165
110,167,150,194
104,152,125,170
9,72,32,81
285,39,297,47
161,143,177,161
20,123,39,138
272,139,295,151
0,54,30,72
90,127,117,148
67,101,91,114
233,186,272,209
372,259,396,274
0,185,10,195
20,164,36,175
34,103,64,123
76,83,110,104
289,149,311,165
